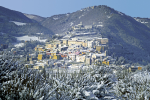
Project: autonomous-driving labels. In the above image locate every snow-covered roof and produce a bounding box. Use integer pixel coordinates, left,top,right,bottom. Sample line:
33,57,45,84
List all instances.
94,53,105,57
61,45,68,48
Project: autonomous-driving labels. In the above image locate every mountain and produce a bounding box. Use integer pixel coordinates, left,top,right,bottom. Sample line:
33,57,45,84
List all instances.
41,5,119,34
24,14,46,23
0,6,32,23
0,6,54,44
40,5,150,64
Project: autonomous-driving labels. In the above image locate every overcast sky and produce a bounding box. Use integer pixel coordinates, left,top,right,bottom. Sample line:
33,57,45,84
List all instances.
0,0,150,18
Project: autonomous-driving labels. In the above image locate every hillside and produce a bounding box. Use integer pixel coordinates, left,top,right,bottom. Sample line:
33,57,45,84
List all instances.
0,6,32,23
24,13,46,23
134,17,150,28
1,5,150,64
41,5,119,34
41,5,150,64
0,6,54,44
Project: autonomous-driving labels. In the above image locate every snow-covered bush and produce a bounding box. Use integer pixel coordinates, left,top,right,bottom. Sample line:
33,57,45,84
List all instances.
45,65,117,100
0,52,51,99
5,51,150,99
114,69,150,99
0,50,119,100
0,53,116,100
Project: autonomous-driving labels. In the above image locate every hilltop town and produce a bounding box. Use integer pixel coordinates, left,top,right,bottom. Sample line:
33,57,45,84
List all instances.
0,22,143,73
0,22,141,73
24,22,110,70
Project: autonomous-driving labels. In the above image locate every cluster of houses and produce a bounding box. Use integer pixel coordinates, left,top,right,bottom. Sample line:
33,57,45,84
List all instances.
25,36,115,70
71,22,93,31
23,35,143,73
71,22,103,32
0,35,143,73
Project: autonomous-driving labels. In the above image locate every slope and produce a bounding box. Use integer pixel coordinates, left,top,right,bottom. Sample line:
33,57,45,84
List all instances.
41,5,150,64
24,13,46,23
0,6,54,44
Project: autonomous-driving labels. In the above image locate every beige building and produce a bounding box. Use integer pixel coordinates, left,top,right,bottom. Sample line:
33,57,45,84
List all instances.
62,39,68,45
101,38,108,44
87,41,94,48
97,38,108,44
68,40,77,46
45,44,54,49
96,45,108,52
68,40,87,47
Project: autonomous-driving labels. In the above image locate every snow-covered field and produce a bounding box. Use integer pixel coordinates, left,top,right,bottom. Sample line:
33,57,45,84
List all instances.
53,17,59,20
14,43,25,48
10,21,27,26
13,35,47,48
16,35,47,42
73,32,97,36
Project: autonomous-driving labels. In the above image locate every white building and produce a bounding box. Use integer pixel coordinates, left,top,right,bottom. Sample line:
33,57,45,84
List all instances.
92,53,105,59
87,41,94,48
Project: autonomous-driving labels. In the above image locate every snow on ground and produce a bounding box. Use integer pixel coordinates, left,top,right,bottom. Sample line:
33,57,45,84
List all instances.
75,36,102,40
79,14,84,19
53,17,59,20
133,18,149,24
74,32,96,36
66,14,70,16
134,18,140,22
16,35,47,42
10,21,27,26
97,25,103,27
36,33,43,35
70,22,74,26
141,22,148,24
68,65,80,69
118,11,124,16
14,35,47,47
62,35,71,39
107,16,111,18
131,71,150,82
14,43,25,48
